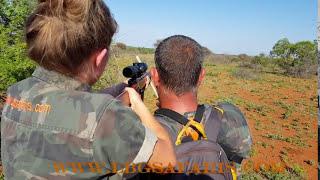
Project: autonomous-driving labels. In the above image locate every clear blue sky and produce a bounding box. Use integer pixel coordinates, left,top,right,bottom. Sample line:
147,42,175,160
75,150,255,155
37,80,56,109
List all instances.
105,0,317,55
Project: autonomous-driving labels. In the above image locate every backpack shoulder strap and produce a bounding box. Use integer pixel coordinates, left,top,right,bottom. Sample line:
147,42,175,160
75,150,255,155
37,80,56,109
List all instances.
155,105,208,145
205,105,224,143
194,104,205,123
154,105,205,125
154,108,189,125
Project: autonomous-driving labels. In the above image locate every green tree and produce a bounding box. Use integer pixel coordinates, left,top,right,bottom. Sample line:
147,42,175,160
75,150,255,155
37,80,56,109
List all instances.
252,53,270,67
270,38,291,59
0,0,36,91
270,38,317,78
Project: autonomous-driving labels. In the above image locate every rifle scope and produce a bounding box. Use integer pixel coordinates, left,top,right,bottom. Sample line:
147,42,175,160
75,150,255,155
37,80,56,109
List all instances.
123,63,148,78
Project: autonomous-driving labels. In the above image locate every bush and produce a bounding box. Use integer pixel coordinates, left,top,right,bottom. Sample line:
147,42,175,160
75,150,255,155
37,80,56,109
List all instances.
231,68,259,80
238,39,317,78
239,61,263,72
116,42,127,50
252,54,270,67
275,56,317,78
238,53,250,60
93,58,122,89
0,61,35,91
271,39,317,78
0,0,37,91
136,47,155,54
0,38,36,91
240,53,280,73
205,54,235,65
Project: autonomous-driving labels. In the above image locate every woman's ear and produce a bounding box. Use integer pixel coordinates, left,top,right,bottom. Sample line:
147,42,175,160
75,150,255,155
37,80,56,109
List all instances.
96,49,108,67
197,68,206,87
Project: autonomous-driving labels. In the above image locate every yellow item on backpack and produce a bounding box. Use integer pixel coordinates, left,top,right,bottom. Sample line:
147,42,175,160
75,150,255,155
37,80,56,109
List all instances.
231,167,237,180
175,119,207,145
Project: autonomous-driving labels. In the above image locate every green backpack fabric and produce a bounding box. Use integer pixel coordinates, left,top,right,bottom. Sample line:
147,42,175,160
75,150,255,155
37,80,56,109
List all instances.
154,104,235,180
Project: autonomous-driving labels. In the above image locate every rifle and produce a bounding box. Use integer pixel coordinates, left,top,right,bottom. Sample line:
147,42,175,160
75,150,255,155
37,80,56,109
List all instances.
116,56,158,106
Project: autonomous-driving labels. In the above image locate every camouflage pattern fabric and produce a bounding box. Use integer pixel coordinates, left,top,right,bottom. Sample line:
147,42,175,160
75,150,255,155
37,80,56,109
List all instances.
155,104,252,164
1,67,157,180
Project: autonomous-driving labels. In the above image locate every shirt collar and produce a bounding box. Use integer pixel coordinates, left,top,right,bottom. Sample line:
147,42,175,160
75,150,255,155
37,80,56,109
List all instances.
32,67,91,91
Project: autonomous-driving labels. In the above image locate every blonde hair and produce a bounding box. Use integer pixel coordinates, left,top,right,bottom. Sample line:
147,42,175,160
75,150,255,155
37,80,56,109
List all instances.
25,0,117,76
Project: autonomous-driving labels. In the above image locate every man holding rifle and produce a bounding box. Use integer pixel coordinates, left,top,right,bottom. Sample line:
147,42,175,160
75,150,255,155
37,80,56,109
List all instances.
149,35,253,179
108,35,253,179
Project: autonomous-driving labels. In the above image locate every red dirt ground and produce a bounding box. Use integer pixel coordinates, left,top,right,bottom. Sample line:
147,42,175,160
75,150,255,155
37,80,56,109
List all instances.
194,67,318,179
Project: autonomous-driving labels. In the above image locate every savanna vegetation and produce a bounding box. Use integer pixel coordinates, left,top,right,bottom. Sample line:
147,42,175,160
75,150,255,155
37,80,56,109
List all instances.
0,0,36,91
0,0,318,179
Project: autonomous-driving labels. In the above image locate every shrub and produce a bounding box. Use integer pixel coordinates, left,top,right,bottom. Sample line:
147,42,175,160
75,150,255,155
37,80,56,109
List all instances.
116,42,127,50
136,47,155,54
239,61,263,72
271,38,317,78
0,0,37,91
238,53,250,60
231,68,259,80
205,54,236,65
252,53,270,67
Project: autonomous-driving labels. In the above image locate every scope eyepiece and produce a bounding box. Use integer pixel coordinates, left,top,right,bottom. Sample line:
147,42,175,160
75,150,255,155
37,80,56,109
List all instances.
123,62,148,78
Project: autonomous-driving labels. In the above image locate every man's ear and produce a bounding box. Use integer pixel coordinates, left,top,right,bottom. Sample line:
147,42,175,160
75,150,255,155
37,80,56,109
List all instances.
197,68,206,87
95,49,108,67
150,67,160,87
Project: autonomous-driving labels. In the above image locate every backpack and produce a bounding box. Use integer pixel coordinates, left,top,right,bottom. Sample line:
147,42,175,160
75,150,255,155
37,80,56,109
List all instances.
154,104,236,180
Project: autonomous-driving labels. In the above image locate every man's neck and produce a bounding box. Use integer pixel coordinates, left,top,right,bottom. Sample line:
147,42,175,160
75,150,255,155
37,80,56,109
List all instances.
159,90,198,115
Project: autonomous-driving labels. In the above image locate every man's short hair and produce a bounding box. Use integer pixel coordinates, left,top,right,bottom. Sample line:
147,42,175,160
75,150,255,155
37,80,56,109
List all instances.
155,35,204,95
